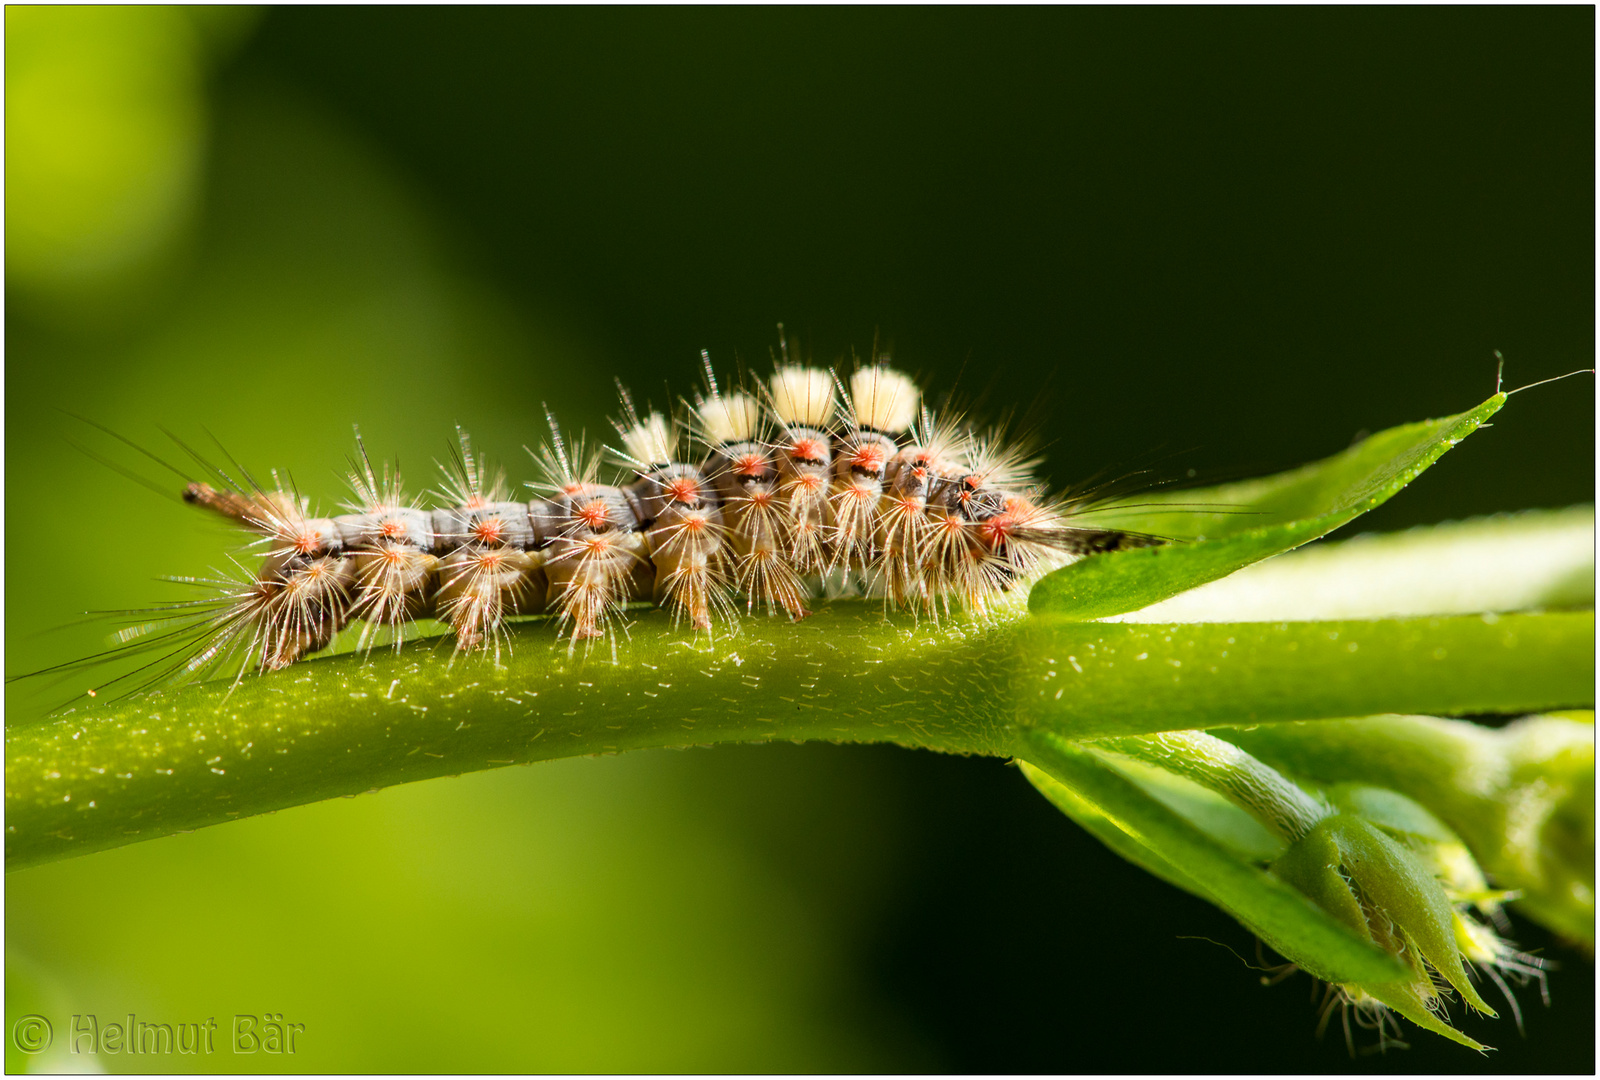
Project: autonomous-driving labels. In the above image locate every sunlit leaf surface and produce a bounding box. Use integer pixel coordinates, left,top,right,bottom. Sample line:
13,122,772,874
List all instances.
1030,394,1505,619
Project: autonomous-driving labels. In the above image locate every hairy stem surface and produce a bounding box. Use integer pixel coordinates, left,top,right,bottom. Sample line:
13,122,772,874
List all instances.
7,606,1590,870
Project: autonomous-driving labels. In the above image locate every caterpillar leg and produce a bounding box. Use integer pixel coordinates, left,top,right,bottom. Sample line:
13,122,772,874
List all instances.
736,544,808,620
348,542,439,651
873,493,935,610
543,529,646,645
778,477,831,574
827,476,880,573
646,504,734,632
235,552,356,671
727,499,809,620
436,546,547,653
920,513,1008,619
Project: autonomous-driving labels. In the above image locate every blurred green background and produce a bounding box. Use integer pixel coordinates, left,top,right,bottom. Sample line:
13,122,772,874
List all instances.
6,7,1593,1071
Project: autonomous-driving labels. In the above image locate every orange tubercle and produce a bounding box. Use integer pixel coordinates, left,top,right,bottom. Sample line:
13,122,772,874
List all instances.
851,444,887,471
790,437,825,462
575,499,611,530
979,513,1017,546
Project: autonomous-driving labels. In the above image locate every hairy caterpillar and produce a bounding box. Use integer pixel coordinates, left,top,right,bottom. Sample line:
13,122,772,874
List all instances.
49,329,1170,696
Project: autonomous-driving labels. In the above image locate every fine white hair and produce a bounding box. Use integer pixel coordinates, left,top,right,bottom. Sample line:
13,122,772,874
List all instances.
850,366,919,434
769,366,837,428
619,412,675,465
697,392,762,445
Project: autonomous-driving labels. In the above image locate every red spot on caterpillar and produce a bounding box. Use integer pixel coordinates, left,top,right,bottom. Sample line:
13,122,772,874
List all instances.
379,517,406,539
734,452,767,477
790,437,825,462
473,518,505,544
980,513,1017,546
575,499,611,529
291,530,322,555
666,477,700,504
851,444,887,471
1004,497,1046,527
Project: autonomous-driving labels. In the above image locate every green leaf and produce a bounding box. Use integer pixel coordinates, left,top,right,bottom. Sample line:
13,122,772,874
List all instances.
1029,729,1504,1051
1270,813,1495,1050
1019,730,1412,986
1029,392,1506,619
1218,713,1597,946
1114,506,1594,624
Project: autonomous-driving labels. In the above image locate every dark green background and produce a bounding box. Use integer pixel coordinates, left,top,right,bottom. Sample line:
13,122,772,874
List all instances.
7,8,1593,1072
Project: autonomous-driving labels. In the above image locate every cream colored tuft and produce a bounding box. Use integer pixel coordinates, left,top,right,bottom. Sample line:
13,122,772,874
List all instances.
620,412,675,465
850,366,919,434
768,366,837,428
697,392,762,445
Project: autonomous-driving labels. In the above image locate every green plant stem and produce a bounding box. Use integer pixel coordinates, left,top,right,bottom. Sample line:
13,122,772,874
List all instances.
6,607,1590,871
1095,731,1328,841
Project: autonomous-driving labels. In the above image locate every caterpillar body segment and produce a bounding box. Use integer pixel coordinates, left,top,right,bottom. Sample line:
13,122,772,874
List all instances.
627,459,733,633
764,364,837,575
827,365,919,574
435,545,546,653
127,337,1172,689
686,355,809,621
542,521,647,645
870,410,967,608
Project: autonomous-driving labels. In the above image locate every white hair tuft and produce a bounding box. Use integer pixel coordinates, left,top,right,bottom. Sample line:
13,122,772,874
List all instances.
849,366,919,434
698,392,761,445
768,366,836,428
619,412,675,465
